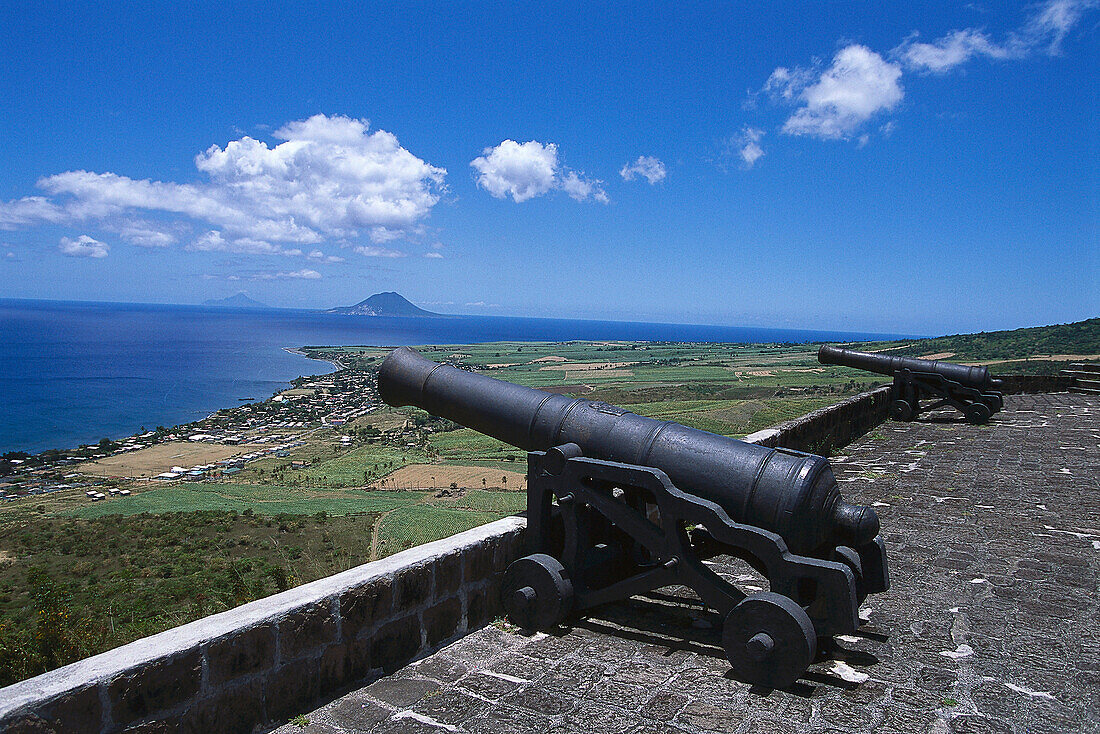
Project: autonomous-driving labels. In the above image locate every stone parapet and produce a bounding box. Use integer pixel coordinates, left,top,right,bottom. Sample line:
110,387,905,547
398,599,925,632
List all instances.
0,516,526,733
744,385,893,454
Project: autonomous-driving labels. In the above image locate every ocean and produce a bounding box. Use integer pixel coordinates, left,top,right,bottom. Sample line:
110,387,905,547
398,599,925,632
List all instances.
0,299,900,454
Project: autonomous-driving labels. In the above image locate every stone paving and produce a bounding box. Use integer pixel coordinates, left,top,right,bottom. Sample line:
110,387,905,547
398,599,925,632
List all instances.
273,394,1099,734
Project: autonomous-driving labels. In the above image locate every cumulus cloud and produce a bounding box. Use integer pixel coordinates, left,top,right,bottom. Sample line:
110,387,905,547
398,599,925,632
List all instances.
734,128,766,168
0,113,446,254
186,230,302,256
470,140,607,203
253,269,322,280
308,249,345,263
619,156,667,184
897,0,1096,73
424,252,444,259
752,1,1095,144
59,235,109,258
781,45,904,140
354,245,405,258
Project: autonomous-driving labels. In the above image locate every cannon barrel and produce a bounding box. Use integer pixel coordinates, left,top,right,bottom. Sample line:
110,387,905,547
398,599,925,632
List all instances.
818,344,999,390
378,347,878,556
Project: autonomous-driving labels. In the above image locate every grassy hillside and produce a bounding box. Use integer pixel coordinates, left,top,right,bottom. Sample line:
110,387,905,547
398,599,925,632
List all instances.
856,317,1100,361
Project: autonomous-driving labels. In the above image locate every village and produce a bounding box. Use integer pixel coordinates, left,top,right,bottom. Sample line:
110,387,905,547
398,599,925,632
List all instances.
0,363,418,505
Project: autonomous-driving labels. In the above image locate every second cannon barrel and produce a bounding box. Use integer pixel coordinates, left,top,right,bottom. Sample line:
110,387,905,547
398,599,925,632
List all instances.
818,344,999,390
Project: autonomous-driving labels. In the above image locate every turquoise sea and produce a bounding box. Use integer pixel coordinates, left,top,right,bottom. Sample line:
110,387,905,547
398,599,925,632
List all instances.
0,299,902,454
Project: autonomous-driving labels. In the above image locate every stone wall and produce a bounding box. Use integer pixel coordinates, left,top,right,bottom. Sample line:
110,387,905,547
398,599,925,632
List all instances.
996,374,1075,394
743,386,893,454
0,517,525,734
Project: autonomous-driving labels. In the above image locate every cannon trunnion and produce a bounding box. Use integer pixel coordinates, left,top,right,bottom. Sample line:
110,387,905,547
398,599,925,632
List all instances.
818,344,1004,424
378,347,890,688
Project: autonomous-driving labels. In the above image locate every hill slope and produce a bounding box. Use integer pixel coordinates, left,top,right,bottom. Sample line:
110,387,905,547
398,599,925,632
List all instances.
856,317,1100,361
326,292,440,317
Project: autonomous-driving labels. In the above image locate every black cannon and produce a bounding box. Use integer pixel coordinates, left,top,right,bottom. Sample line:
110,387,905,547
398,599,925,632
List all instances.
818,344,1004,424
378,347,889,688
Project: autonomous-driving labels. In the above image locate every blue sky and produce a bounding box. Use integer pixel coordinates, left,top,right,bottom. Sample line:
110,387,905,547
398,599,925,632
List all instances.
0,1,1096,335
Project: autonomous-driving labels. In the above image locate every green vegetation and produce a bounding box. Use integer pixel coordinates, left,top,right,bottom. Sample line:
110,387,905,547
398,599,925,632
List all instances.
374,505,501,557
855,317,1100,362
66,483,427,519
0,511,374,686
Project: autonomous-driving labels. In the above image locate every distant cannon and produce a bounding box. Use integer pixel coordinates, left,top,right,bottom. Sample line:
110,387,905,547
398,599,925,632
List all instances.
378,347,889,688
818,345,1004,424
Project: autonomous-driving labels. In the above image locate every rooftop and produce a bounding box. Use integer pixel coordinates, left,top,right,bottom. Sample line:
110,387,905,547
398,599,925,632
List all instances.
274,393,1100,734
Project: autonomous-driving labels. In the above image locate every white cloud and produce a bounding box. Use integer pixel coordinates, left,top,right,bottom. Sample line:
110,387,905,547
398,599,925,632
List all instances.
424,252,444,259
620,156,667,184
1017,0,1096,54
735,127,766,168
781,45,904,140
0,113,447,253
471,140,559,202
560,171,609,203
897,0,1096,73
308,249,345,263
59,235,109,258
187,230,302,256
253,269,321,280
0,197,65,229
897,29,1009,73
354,245,405,258
114,220,177,248
470,140,607,203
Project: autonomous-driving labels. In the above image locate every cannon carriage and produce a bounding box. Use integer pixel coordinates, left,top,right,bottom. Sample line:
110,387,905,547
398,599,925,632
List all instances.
378,347,890,688
818,345,1004,424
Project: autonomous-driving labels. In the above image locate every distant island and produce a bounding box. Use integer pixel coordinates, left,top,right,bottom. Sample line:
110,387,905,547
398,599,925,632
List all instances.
326,292,442,317
203,293,269,308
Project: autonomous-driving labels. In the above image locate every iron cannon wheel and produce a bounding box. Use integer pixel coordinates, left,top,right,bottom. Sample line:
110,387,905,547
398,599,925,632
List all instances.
983,394,1003,412
964,402,992,424
722,592,817,689
890,399,915,421
832,545,866,604
500,553,574,631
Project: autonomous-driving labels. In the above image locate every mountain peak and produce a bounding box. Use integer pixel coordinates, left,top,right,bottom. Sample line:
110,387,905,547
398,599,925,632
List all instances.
326,292,440,317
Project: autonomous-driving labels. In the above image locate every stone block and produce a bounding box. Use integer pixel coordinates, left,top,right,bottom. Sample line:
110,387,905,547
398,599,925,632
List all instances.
181,679,263,734
33,684,103,734
264,658,320,724
423,597,462,647
370,614,422,675
462,541,496,582
108,650,202,727
319,636,371,693
205,623,276,686
434,552,463,598
465,584,493,631
279,602,337,661
394,564,432,609
339,578,393,642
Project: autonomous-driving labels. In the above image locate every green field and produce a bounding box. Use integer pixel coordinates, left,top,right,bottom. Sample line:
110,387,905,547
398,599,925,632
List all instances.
374,505,502,556
65,483,428,519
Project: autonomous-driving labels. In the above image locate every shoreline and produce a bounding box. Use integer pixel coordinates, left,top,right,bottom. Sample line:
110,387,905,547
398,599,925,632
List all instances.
284,346,346,371
4,346,350,459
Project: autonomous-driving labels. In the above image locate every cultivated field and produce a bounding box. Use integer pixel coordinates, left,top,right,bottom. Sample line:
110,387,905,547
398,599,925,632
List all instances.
372,463,527,491
77,441,261,477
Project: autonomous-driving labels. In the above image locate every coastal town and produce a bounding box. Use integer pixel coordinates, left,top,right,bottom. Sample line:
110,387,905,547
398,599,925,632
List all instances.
0,359,397,505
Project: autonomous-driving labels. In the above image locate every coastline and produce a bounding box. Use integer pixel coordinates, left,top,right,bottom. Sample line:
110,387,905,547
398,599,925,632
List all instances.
284,346,346,371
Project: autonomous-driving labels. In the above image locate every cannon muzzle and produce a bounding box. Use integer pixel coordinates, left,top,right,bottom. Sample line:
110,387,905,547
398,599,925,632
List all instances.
379,347,878,555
